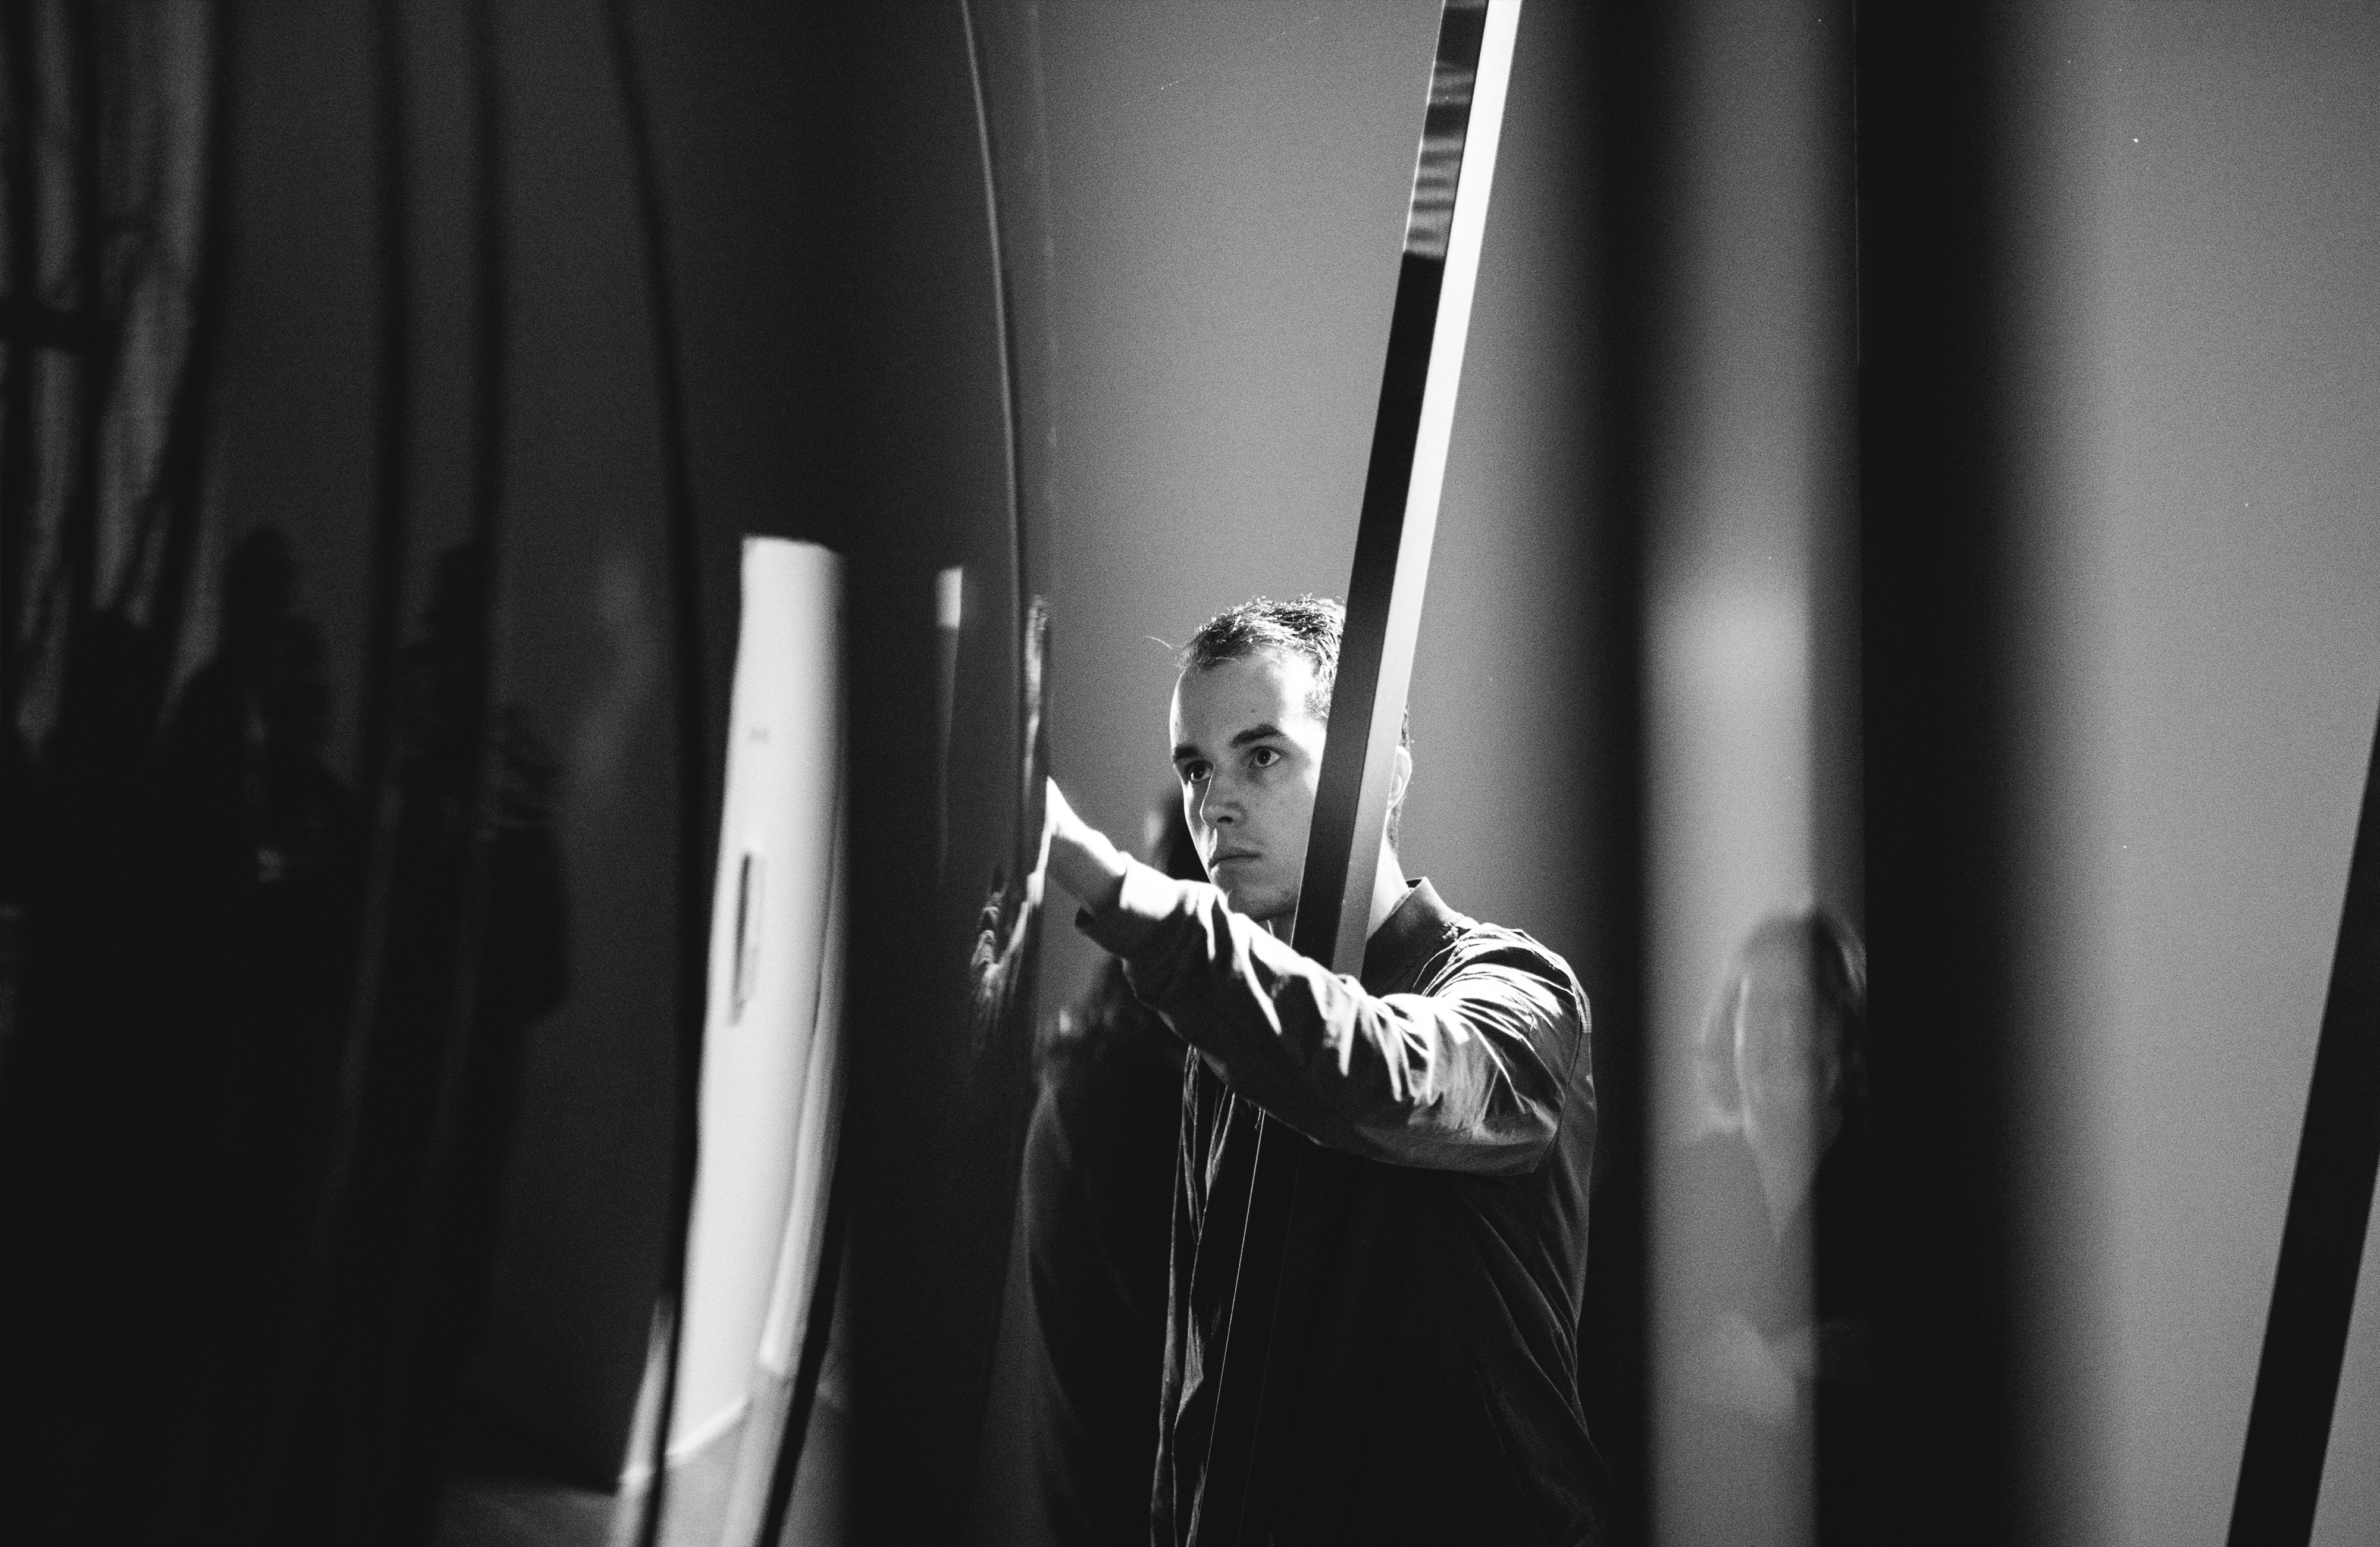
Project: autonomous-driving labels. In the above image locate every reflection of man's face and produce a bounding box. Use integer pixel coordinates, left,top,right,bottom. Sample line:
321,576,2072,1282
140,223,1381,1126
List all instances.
1733,958,1844,1189
1169,648,1328,925
1735,965,1822,1132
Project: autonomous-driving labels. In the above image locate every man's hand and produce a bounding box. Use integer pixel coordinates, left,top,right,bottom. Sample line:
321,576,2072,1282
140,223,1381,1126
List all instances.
1041,777,1131,915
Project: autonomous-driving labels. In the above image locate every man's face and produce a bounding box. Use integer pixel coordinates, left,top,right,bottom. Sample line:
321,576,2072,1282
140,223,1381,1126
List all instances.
1733,957,1839,1166
1169,648,1328,925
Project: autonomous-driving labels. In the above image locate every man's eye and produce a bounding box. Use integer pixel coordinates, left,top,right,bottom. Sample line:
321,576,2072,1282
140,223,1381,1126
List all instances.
1250,747,1281,769
1180,763,1209,784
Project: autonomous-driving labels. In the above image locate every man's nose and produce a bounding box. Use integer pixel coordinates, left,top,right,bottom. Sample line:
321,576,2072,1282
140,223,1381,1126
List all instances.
1197,777,1239,828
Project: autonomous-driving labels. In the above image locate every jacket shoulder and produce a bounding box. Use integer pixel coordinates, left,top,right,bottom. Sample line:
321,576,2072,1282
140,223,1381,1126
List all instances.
1427,917,1589,1026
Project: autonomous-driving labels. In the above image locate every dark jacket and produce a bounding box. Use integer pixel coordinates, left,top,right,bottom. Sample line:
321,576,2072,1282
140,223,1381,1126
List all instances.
1078,869,1605,1546
1016,963,1187,1547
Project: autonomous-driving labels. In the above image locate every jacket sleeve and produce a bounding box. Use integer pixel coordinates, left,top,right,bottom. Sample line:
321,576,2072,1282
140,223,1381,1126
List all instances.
1075,860,1582,1176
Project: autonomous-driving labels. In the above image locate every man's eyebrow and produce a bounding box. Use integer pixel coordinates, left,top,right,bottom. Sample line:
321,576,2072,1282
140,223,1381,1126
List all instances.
1171,724,1285,763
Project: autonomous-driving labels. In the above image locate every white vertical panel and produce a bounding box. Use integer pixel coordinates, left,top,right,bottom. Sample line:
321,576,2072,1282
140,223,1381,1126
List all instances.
646,538,845,1489
715,775,849,1547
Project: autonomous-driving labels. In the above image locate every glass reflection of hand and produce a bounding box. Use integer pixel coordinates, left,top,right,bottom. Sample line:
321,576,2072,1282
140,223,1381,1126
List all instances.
971,889,1013,983
970,865,1040,1056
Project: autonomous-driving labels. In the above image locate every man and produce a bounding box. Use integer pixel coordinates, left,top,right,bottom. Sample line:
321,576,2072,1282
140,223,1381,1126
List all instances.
1042,595,1606,1545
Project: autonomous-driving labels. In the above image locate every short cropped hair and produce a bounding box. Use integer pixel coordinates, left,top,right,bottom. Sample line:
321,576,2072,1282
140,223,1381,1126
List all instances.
1179,595,1412,750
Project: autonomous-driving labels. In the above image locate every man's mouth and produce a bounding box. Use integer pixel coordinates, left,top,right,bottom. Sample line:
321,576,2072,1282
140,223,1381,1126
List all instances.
1210,850,1259,869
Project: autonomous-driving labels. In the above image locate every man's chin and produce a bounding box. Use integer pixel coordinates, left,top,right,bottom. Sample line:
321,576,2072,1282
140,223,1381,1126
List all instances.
1217,881,1296,927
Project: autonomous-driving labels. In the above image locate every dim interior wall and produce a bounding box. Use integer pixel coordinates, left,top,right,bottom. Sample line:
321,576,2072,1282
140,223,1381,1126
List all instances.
1031,0,1441,1006
2089,1,2380,1541
217,0,378,759
1940,0,2380,1539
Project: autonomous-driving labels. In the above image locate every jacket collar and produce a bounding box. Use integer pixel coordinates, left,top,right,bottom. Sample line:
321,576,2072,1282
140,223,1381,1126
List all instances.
1359,876,1460,992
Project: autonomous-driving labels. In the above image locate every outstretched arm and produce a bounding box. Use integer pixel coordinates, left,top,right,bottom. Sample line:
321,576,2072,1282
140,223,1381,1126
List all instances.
1042,781,1579,1176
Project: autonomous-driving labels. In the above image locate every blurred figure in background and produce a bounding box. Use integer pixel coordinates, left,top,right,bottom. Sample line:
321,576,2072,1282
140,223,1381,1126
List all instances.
1680,906,1872,1543
1014,796,1205,1546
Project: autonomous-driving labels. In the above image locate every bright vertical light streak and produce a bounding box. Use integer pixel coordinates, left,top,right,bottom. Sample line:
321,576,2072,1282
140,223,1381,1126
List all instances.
1329,0,1521,975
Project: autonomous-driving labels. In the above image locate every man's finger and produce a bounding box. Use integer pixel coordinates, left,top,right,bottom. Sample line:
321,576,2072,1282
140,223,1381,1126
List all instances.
1031,776,1063,903
1044,775,1076,837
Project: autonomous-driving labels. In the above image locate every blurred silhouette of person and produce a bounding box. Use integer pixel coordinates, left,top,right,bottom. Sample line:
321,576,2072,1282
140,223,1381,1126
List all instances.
38,525,362,1541
261,538,566,1544
1679,906,1872,1544
150,528,359,1256
1014,794,1206,1547
0,525,364,1539
366,540,568,1532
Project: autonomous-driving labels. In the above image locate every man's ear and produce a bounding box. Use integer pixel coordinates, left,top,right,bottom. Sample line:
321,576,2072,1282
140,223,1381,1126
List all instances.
1388,743,1413,819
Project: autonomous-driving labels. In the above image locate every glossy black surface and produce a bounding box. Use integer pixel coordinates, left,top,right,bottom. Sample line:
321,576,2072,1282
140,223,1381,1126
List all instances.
0,3,1053,1543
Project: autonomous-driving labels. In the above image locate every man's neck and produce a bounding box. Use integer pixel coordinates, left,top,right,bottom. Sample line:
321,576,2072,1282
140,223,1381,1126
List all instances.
1366,837,1410,939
